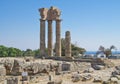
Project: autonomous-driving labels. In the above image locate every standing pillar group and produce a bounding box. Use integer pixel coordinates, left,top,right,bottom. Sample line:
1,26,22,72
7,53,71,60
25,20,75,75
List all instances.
39,6,71,57
39,6,62,57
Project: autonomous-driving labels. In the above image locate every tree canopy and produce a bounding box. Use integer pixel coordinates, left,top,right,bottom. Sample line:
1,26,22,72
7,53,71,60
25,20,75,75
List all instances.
0,45,39,57
60,38,86,56
0,40,86,57
97,45,117,57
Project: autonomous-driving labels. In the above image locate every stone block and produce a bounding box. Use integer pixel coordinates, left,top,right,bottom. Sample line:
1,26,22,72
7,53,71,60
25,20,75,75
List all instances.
0,65,6,76
6,77,19,84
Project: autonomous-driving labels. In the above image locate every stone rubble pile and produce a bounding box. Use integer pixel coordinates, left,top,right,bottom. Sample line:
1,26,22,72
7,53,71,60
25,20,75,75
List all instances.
93,76,103,83
47,79,62,84
0,58,117,84
71,73,93,82
0,58,14,75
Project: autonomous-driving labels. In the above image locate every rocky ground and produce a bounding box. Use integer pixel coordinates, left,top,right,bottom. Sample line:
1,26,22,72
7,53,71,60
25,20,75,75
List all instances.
0,57,120,84
32,68,115,84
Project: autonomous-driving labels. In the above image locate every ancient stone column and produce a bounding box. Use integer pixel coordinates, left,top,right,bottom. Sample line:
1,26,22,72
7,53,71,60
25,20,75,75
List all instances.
48,20,53,56
40,19,46,56
55,19,61,56
65,31,71,57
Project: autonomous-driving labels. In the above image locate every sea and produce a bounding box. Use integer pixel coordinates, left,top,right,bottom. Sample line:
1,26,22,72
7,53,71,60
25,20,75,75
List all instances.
85,51,120,55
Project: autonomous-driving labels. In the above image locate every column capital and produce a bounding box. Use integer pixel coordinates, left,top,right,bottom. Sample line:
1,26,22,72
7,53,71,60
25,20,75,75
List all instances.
56,19,62,22
47,20,53,22
40,19,46,21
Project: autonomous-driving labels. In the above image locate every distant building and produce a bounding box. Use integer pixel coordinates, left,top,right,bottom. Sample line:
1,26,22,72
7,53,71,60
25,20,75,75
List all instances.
95,53,106,58
83,54,94,59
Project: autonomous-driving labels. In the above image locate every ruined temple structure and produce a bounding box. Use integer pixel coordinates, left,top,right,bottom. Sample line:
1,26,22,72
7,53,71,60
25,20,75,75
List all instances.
39,6,61,57
39,6,71,57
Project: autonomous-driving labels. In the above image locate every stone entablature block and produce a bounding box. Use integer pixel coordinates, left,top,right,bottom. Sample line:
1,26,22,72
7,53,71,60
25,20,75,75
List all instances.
39,6,61,20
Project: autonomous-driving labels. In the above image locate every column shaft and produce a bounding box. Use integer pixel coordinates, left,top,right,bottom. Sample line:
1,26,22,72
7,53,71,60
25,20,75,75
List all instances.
40,19,46,56
55,20,61,56
65,31,71,57
48,20,53,56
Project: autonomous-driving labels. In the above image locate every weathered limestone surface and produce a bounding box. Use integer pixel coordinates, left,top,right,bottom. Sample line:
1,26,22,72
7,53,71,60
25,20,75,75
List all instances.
0,58,14,75
55,19,61,56
48,20,53,56
39,8,48,20
65,31,71,57
93,76,103,83
47,6,61,20
0,65,6,82
39,6,61,57
40,19,46,56
0,58,92,76
11,59,24,76
0,65,6,76
6,77,19,84
71,73,81,82
39,6,61,20
0,58,118,84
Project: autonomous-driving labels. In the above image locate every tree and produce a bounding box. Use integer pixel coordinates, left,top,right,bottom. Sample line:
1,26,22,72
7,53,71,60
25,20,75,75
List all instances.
110,45,116,50
96,45,105,55
33,49,40,57
1,51,8,57
0,45,37,57
110,45,117,55
104,48,111,57
97,45,117,57
60,38,86,56
0,45,8,57
99,45,105,52
23,49,34,57
61,38,66,56
8,47,17,57
0,45,23,57
71,43,86,56
15,48,22,56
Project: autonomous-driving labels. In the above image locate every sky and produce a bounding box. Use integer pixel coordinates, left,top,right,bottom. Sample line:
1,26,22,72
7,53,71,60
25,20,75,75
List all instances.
0,0,120,51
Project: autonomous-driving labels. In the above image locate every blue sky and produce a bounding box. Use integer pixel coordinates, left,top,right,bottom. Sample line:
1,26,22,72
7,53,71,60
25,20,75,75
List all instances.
0,0,120,51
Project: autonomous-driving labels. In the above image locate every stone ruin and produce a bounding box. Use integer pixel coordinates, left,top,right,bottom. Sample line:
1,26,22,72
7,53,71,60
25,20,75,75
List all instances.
0,57,116,84
0,6,117,84
0,58,91,83
65,31,71,57
39,6,71,57
5,77,19,84
39,6,61,57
